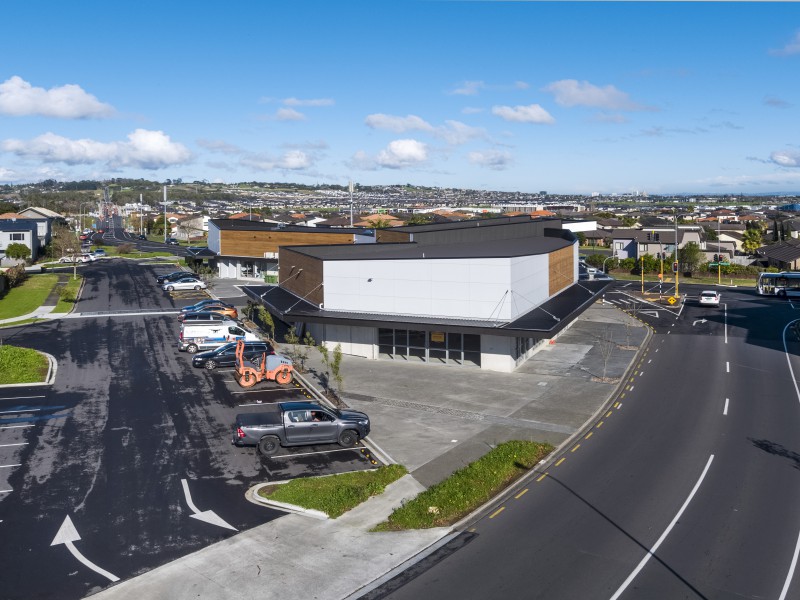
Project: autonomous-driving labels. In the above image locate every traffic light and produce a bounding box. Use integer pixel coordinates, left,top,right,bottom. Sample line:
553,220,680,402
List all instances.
672,261,679,273
712,254,719,263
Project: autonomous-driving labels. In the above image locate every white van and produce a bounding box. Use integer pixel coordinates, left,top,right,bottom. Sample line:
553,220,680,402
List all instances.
179,321,261,353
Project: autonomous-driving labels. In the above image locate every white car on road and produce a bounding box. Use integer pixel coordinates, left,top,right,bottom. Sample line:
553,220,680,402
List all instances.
162,277,207,292
699,290,721,306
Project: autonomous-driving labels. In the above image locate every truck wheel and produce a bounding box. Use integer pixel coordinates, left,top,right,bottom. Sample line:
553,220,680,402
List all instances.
258,436,280,455
275,368,292,385
187,343,199,354
338,430,358,448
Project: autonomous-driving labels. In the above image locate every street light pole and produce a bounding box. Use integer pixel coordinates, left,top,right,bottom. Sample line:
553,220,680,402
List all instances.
163,185,168,243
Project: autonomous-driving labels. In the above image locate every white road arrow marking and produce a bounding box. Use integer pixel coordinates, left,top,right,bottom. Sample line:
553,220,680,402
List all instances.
693,319,708,326
50,515,119,582
181,479,237,531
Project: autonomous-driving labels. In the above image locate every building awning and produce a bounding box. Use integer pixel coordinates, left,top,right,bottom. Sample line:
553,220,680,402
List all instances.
243,278,612,338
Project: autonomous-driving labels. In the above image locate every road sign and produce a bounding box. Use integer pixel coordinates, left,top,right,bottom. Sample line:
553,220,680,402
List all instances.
667,296,677,305
709,262,731,267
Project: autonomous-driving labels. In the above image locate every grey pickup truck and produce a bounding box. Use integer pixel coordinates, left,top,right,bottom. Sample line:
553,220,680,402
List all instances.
232,401,371,455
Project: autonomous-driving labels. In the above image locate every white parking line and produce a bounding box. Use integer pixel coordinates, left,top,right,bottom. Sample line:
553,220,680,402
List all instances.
0,395,45,401
0,443,27,448
723,398,729,415
0,489,11,493
270,447,361,459
0,408,42,414
0,464,22,468
230,389,287,394
0,425,33,430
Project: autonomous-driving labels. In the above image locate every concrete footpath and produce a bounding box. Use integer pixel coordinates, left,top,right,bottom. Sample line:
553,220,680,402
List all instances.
91,300,649,600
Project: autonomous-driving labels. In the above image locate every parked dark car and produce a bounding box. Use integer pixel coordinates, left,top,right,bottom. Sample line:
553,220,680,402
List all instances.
137,234,147,240
167,238,180,245
180,299,235,313
192,340,272,370
233,402,370,454
156,270,189,284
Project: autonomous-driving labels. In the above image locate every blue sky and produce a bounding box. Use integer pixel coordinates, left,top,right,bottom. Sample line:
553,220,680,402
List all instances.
1,1,799,195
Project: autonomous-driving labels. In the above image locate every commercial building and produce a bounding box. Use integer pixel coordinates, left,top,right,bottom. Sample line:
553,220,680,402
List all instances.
245,217,609,373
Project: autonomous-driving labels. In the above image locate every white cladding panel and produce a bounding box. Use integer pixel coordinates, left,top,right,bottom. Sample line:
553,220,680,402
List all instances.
324,258,519,319
508,254,550,319
207,223,221,253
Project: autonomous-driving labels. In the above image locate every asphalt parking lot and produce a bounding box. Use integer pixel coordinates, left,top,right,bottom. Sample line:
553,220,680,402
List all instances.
0,261,380,600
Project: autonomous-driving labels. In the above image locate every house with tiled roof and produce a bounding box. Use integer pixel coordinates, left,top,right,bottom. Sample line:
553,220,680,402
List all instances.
757,238,800,270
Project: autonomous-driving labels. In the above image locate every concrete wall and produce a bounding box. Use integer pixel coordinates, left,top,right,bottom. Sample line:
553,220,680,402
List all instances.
480,335,516,373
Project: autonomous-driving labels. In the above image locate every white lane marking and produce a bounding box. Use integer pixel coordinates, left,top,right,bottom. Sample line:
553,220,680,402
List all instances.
726,362,730,373
0,425,33,429
610,454,715,600
0,464,21,468
639,372,644,377
51,515,120,582
723,398,729,416
0,443,27,448
724,303,728,344
0,395,45,401
647,359,652,364
0,408,42,414
0,489,11,493
779,320,800,600
180,479,237,531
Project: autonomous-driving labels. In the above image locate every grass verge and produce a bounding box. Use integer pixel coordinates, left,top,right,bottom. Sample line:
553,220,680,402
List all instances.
0,274,58,319
52,275,83,313
257,464,408,518
373,440,553,531
0,345,49,384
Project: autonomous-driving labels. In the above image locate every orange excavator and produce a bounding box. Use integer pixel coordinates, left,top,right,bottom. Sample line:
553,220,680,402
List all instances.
234,338,294,387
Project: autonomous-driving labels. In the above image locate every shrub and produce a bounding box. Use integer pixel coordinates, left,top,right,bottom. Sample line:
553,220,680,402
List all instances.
116,243,134,254
56,285,76,303
5,242,31,261
4,264,28,288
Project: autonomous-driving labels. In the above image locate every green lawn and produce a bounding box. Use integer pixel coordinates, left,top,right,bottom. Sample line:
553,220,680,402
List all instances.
374,440,553,531
0,274,58,319
258,464,407,518
52,275,83,313
0,345,49,384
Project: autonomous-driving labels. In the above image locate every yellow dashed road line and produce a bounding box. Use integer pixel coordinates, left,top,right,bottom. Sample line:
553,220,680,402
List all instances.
571,444,580,453
515,488,529,499
537,473,548,482
585,432,593,439
489,507,505,519
555,457,566,466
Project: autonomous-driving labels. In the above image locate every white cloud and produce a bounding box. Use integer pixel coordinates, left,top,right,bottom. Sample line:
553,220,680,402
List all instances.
240,150,314,171
283,97,334,107
492,104,555,124
1,129,192,169
770,31,800,56
451,80,485,96
514,81,530,90
276,107,306,121
437,120,486,145
0,166,16,180
468,150,512,170
196,138,244,154
543,79,645,111
376,139,428,168
365,113,434,133
461,107,483,115
0,76,114,118
277,150,311,169
771,149,800,167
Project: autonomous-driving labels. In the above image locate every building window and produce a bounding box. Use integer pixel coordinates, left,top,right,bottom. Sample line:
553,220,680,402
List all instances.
377,328,481,367
615,242,624,250
9,233,24,241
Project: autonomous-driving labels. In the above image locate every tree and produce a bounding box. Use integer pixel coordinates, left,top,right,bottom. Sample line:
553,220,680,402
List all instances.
703,226,718,241
317,342,343,395
5,243,31,261
576,231,586,246
678,241,703,273
742,227,764,255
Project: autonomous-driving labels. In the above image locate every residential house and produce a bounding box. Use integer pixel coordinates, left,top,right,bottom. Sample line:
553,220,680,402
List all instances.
758,238,800,270
0,219,40,265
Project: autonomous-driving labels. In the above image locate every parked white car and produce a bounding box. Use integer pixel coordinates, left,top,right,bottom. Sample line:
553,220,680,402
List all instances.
699,290,721,306
162,277,207,292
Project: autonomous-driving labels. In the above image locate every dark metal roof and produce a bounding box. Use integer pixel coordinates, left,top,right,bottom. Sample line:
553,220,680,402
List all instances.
385,214,545,234
284,235,572,261
209,219,368,235
758,239,800,262
243,278,610,338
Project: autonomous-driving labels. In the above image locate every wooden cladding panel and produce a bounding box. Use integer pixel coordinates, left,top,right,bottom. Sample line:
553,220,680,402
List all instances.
221,230,355,257
279,248,324,306
376,230,411,243
549,246,574,297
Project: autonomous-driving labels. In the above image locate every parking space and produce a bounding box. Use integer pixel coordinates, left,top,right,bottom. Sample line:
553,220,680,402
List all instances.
165,289,211,302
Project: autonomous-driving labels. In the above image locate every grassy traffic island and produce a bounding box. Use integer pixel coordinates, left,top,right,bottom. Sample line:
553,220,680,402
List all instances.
0,345,50,385
256,440,553,528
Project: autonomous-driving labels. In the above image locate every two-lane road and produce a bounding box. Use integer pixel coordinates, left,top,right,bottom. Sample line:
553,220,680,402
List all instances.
373,286,800,600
